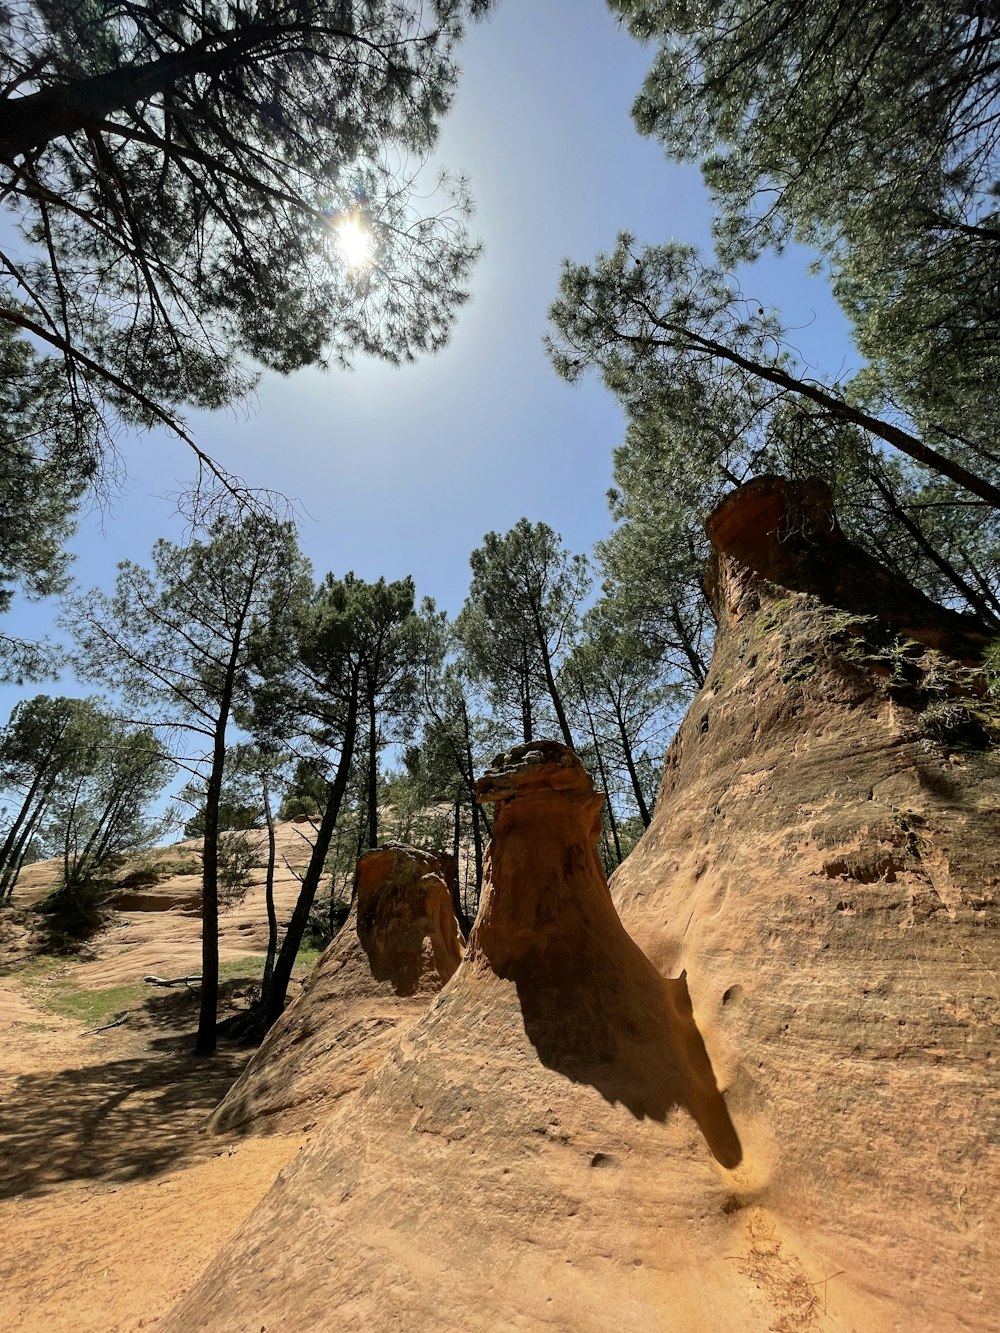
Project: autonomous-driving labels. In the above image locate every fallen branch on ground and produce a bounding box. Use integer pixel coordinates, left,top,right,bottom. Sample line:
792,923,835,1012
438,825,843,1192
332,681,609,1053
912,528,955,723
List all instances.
143,973,202,987
81,1012,130,1036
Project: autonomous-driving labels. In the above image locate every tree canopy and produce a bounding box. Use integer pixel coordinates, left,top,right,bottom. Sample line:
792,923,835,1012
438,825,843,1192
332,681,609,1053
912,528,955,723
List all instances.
69,509,309,1052
607,0,1000,477
457,519,590,748
0,0,493,475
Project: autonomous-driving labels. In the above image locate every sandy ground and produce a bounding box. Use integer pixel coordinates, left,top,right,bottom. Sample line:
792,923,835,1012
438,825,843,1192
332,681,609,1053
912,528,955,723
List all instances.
0,829,315,1332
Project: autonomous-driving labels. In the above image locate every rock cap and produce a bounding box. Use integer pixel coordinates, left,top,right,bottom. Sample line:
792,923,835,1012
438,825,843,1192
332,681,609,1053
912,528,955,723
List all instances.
475,739,592,805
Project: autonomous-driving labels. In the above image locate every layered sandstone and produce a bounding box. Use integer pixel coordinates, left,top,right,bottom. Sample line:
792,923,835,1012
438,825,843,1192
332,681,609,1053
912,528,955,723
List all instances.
167,744,798,1333
208,844,464,1136
167,477,997,1332
612,477,999,1330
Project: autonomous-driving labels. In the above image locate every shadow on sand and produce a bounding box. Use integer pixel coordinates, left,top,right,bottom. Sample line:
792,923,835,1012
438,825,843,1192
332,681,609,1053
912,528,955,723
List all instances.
0,987,254,1201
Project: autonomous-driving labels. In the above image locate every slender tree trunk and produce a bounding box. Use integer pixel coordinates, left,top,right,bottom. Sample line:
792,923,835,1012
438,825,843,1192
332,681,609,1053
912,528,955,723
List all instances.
355,790,369,866
955,543,1000,621
670,605,708,689
449,796,467,930
329,825,345,935
460,697,485,901
520,648,534,742
260,774,278,997
0,764,50,877
365,693,378,849
195,716,228,1056
613,698,652,828
662,320,1000,509
264,685,359,1027
1,795,47,897
580,684,622,866
0,22,300,161
534,615,574,748
8,812,41,894
73,783,126,885
62,777,84,889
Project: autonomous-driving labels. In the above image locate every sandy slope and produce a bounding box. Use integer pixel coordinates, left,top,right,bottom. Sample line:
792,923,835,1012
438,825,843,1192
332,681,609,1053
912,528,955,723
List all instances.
0,824,317,1331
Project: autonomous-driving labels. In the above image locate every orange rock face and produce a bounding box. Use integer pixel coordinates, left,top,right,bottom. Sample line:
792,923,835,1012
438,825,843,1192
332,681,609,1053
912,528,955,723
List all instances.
166,744,788,1333
168,477,997,1332
208,844,464,1137
613,477,999,1330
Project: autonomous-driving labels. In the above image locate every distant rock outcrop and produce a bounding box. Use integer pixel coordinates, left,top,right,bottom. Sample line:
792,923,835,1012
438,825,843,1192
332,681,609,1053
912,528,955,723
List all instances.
612,476,999,1330
208,844,464,1137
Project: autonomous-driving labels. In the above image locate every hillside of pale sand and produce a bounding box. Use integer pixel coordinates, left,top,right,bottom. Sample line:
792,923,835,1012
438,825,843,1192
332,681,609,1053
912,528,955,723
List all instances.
4,818,319,989
0,821,322,1333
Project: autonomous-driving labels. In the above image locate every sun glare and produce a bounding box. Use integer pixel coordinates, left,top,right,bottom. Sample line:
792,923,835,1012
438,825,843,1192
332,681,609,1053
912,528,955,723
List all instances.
335,211,375,271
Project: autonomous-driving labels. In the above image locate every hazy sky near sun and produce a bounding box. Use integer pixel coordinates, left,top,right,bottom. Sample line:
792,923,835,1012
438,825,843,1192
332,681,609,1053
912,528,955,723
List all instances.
4,0,855,718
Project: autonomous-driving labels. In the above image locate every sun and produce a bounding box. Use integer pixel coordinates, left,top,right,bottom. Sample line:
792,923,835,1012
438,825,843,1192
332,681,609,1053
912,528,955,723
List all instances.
334,211,375,271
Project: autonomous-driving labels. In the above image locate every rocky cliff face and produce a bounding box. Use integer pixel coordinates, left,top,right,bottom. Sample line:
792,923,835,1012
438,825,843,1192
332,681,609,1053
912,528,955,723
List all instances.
612,477,999,1330
167,743,798,1333
208,844,464,1137
169,477,997,1332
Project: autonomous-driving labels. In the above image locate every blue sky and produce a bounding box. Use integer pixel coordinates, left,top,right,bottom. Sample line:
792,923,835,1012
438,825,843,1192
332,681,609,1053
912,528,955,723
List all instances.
3,0,855,721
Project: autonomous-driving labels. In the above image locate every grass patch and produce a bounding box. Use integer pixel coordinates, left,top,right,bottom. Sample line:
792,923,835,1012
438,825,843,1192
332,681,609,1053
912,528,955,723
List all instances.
15,937,323,1030
218,954,266,983
22,964,145,1028
294,946,322,973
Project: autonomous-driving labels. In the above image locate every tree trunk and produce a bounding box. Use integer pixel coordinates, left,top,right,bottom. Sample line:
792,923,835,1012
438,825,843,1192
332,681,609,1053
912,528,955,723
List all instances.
365,693,378,850
1,795,47,898
671,604,708,689
663,321,1000,510
329,825,346,934
0,763,49,878
0,22,298,161
449,796,468,930
580,684,622,866
460,697,485,902
195,716,227,1056
260,774,278,997
520,647,534,743
870,469,1000,627
613,698,652,828
534,613,574,749
264,684,359,1027
195,572,258,1057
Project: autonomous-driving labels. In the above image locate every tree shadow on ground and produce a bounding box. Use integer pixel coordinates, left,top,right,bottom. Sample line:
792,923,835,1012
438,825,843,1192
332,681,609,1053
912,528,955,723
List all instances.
0,983,259,1201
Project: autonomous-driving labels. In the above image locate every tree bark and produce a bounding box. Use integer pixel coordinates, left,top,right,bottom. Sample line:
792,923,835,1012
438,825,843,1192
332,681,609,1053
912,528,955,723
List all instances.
1,795,47,897
365,692,378,850
194,577,256,1056
264,682,359,1027
0,749,59,878
646,317,1000,510
0,23,300,162
869,469,1000,627
460,696,485,902
194,713,227,1056
613,697,652,828
260,774,278,997
520,647,533,743
580,684,622,866
532,608,574,749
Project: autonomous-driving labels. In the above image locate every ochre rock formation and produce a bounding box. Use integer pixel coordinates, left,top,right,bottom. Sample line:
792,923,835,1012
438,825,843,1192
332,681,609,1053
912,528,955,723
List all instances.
167,477,997,1331
612,476,999,1330
208,844,464,1137
166,744,795,1333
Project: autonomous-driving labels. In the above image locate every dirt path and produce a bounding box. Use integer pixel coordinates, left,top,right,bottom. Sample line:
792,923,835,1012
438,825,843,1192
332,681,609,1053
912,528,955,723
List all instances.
0,826,322,1333
0,978,302,1331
